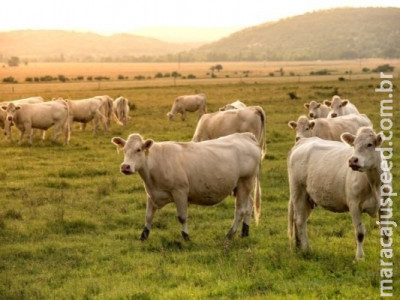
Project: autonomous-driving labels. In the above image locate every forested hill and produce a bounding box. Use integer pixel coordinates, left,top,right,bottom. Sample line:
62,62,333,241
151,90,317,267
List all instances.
192,7,400,61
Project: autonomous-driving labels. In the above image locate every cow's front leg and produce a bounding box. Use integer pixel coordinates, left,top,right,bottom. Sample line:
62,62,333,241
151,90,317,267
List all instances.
140,195,157,241
181,110,187,121
349,204,365,261
172,190,190,241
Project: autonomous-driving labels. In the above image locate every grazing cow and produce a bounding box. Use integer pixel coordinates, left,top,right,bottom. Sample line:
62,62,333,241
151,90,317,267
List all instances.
1,99,70,145
65,97,110,133
112,132,262,241
287,127,387,260
288,114,372,142
219,100,247,111
113,96,130,125
324,95,359,118
0,97,44,140
303,100,330,118
192,106,267,159
167,93,207,121
95,95,116,129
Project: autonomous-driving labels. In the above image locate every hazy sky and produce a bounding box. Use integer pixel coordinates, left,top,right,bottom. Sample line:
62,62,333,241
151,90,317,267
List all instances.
0,0,399,42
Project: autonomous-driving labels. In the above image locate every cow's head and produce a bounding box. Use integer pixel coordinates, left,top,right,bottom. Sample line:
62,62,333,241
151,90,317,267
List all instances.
288,116,315,142
304,100,322,119
341,127,382,172
325,95,348,118
167,112,174,121
1,102,20,125
112,134,154,175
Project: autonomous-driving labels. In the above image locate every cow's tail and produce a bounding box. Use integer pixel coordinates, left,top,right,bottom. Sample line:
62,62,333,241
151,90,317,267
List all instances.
255,106,267,160
288,199,294,250
253,161,261,225
62,99,71,145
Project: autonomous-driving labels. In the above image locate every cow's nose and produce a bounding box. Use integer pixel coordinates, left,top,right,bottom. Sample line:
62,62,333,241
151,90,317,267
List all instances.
349,157,358,165
331,113,337,118
295,137,301,142
309,113,314,118
7,116,12,121
121,164,133,174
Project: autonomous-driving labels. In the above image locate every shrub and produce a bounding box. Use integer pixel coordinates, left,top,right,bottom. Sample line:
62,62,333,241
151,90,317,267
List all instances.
25,77,33,82
187,74,196,79
288,92,299,100
40,75,56,82
362,67,370,73
164,73,171,77
87,76,93,81
34,77,40,82
117,74,125,80
77,76,84,81
269,72,274,77
134,75,146,80
154,72,163,78
310,69,330,76
338,77,345,81
2,76,17,83
58,75,68,82
372,64,395,73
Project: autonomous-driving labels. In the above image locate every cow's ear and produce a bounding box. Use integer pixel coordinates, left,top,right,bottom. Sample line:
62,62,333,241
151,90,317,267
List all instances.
143,139,153,150
341,133,355,146
316,103,321,108
324,100,331,107
340,100,349,107
111,137,126,148
376,132,383,146
309,120,315,129
15,106,21,110
304,103,310,109
1,106,7,111
288,121,297,129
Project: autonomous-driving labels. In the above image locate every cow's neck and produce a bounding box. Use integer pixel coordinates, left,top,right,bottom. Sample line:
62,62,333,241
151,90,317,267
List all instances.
365,164,382,196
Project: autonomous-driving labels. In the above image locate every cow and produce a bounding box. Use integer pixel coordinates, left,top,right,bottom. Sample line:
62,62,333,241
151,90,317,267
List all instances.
0,97,44,140
167,93,207,121
1,99,70,145
303,100,330,118
113,96,130,125
192,106,267,159
219,100,247,111
287,127,387,260
324,95,360,118
288,114,372,142
64,97,110,133
111,132,262,241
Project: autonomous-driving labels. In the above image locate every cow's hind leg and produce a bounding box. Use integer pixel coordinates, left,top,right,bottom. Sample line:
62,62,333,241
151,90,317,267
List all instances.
241,195,253,237
227,179,252,239
140,195,157,241
291,187,311,251
349,204,365,261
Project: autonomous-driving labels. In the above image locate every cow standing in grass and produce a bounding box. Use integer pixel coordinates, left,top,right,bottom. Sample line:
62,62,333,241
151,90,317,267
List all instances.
324,95,360,118
287,127,387,260
112,132,261,241
167,93,207,121
113,96,130,125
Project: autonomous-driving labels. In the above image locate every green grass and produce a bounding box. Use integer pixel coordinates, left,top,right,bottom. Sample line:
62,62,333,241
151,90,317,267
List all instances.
0,78,399,299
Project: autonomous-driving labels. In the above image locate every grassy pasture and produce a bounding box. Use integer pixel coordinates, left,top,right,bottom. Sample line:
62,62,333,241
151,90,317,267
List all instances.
0,65,399,299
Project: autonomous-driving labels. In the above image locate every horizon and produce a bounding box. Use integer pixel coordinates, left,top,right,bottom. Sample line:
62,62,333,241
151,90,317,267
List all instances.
0,1,399,43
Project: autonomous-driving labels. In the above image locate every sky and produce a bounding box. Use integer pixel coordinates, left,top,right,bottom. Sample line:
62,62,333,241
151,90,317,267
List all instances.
0,0,399,42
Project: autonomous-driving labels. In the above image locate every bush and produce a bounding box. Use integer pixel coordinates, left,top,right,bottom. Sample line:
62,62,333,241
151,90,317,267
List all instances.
58,75,68,82
269,72,274,77
372,64,395,73
76,76,84,81
34,77,40,82
40,75,56,82
310,69,330,76
94,76,110,81
2,76,17,83
87,76,93,81
338,77,345,81
117,74,125,80
25,77,33,82
187,74,196,79
288,92,299,100
362,67,370,73
134,75,146,80
154,72,163,78
128,102,136,111
164,73,171,77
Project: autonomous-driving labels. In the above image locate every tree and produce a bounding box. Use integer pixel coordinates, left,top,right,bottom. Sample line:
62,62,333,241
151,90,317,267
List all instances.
8,56,20,67
215,64,223,72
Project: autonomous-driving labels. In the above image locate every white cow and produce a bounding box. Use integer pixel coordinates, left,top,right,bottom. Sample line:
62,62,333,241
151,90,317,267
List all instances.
167,93,207,121
303,100,330,118
1,99,70,145
324,95,360,118
113,96,130,125
288,114,372,142
287,127,387,260
219,100,247,111
0,97,44,140
112,132,261,241
65,97,110,133
192,106,267,159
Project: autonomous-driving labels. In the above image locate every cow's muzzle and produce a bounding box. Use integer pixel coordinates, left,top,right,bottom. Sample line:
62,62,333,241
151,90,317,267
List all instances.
330,113,337,118
7,116,13,121
349,157,361,171
121,164,134,175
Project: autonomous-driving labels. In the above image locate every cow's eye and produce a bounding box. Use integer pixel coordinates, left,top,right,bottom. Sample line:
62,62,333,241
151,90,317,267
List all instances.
367,143,373,148
305,128,309,131
136,148,141,152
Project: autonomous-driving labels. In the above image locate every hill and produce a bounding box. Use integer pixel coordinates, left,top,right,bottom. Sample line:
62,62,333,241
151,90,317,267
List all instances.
0,30,197,62
192,7,400,61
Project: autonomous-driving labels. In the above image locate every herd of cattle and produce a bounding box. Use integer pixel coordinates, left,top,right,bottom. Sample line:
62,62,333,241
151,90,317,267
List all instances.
1,92,387,260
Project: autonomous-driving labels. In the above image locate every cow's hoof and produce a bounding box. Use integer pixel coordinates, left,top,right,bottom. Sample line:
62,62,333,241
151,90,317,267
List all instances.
139,227,150,241
181,231,190,241
226,230,235,240
240,223,249,238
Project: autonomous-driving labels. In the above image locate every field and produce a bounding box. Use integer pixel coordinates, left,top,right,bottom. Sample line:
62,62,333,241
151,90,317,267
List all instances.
0,61,399,299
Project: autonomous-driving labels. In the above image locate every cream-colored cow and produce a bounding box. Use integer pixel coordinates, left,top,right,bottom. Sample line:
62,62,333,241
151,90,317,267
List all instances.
1,99,70,145
112,132,261,241
113,96,130,125
288,114,371,142
192,106,267,159
324,95,360,118
287,127,387,260
167,93,207,121
303,100,330,118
